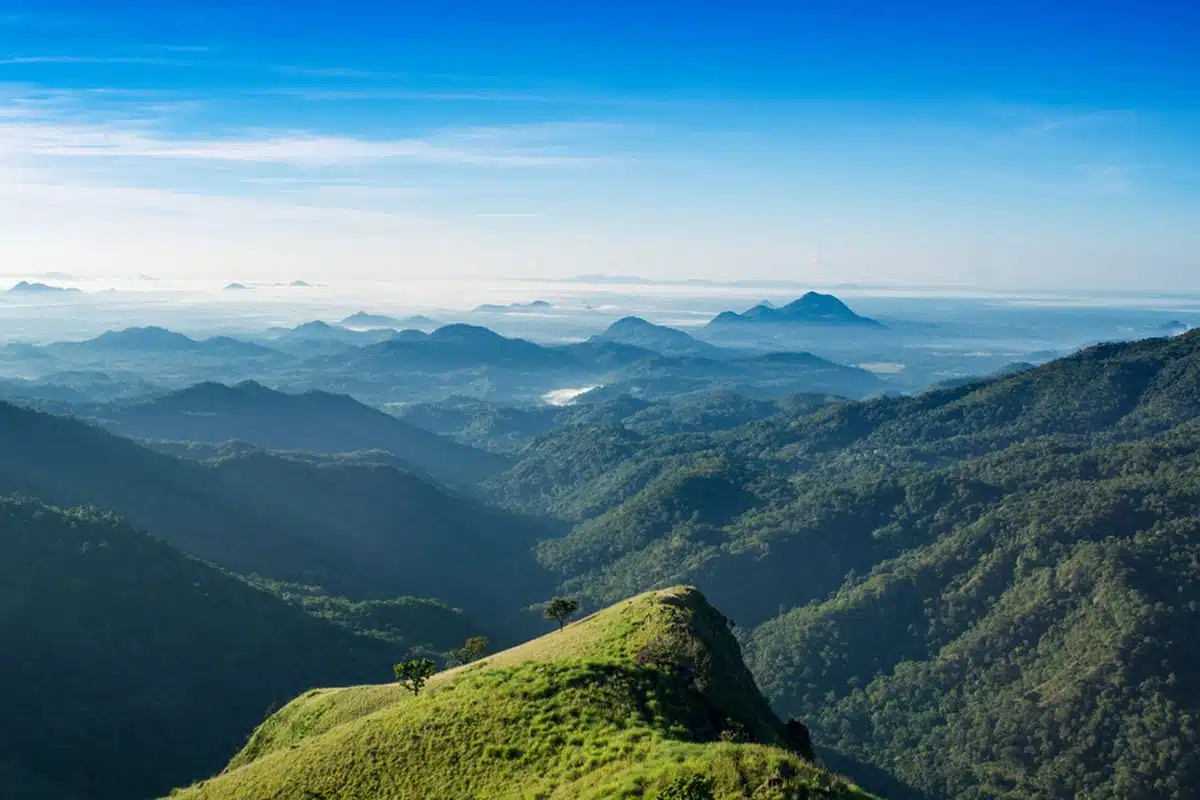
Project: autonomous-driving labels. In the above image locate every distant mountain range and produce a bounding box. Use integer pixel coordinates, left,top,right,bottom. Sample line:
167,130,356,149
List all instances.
274,321,886,402
287,320,372,339
591,316,723,357
472,300,552,313
341,311,440,329
49,327,278,358
0,342,57,362
262,321,396,354
6,280,82,295
708,292,881,328
339,323,583,371
4,316,890,410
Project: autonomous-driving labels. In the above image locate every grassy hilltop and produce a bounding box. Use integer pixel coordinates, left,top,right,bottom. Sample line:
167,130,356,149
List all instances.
170,587,873,800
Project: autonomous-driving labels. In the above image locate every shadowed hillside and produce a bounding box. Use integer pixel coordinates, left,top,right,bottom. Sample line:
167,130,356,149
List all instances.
94,381,508,486
0,498,403,800
0,401,554,618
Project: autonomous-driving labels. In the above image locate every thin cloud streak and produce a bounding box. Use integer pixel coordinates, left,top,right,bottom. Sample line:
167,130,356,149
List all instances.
0,56,190,67
260,86,689,109
476,212,541,218
148,44,217,54
0,170,447,241
273,65,403,80
0,93,610,169
0,12,85,27
0,83,610,168
261,87,558,103
5,124,604,167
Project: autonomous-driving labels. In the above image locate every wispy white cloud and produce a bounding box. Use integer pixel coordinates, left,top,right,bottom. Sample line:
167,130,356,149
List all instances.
476,212,541,218
0,12,85,27
4,123,603,167
0,104,38,118
0,161,438,223
261,87,558,103
0,83,608,169
273,65,402,80
0,91,616,248
0,56,189,67
0,81,616,281
148,44,217,54
259,86,683,109
306,184,425,198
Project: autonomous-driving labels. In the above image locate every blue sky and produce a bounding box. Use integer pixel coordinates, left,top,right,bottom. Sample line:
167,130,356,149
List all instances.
1,1,1197,288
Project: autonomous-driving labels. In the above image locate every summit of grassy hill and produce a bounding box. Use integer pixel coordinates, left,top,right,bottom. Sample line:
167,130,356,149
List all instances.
170,587,873,800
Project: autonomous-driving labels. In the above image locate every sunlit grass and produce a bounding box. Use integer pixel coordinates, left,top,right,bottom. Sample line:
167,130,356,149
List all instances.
170,588,874,800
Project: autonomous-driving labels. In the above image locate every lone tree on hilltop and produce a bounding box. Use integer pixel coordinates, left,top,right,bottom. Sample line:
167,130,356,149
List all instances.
544,597,579,632
393,658,437,695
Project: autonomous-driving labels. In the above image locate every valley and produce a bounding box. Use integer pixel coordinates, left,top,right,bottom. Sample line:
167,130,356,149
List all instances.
2,286,1198,798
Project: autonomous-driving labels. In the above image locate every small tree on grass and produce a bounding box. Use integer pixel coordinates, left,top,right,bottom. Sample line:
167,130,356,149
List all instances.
393,658,436,695
462,635,489,661
544,597,579,632
445,635,490,666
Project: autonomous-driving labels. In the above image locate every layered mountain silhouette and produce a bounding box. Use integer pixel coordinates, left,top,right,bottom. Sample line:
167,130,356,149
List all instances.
49,327,278,358
0,397,548,609
6,280,82,295
317,323,883,400
591,316,723,357
472,299,553,313
264,320,397,354
342,323,579,370
341,311,440,329
96,380,508,485
708,292,881,328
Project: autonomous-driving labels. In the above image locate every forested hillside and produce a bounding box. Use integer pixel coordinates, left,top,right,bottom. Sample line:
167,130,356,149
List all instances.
745,424,1200,798
479,331,1200,798
5,331,1200,798
0,400,554,620
0,498,402,800
93,380,508,486
401,390,838,454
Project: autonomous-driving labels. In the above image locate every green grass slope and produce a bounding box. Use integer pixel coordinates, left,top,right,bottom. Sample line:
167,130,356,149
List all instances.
171,588,873,800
